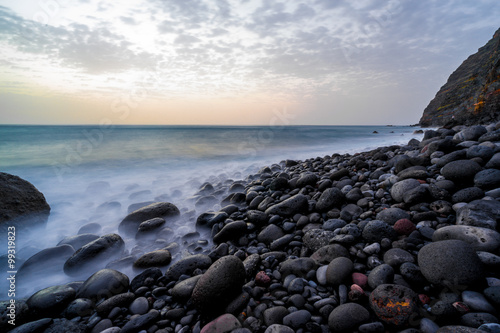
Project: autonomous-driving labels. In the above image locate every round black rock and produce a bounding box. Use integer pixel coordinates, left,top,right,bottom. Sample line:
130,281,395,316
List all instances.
328,303,370,331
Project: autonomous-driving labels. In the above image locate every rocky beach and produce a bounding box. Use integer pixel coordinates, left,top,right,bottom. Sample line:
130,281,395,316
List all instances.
1,122,500,333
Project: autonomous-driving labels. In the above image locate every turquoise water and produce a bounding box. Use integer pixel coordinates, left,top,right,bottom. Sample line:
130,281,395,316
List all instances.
0,125,423,296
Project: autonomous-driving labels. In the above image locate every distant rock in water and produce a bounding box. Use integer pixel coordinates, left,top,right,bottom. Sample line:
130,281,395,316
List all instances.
0,172,50,230
420,27,500,127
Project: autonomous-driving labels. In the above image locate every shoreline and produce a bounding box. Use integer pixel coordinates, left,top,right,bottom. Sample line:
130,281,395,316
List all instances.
2,123,500,332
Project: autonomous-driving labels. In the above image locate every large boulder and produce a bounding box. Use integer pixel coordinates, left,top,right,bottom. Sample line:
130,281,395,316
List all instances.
118,202,180,235
76,269,129,301
456,199,500,230
0,172,50,230
27,285,76,318
64,234,124,277
164,254,212,281
418,240,484,287
315,188,344,212
192,255,246,315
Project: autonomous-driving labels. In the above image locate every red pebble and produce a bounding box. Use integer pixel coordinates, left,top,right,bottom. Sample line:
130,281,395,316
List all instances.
418,294,431,305
255,271,271,286
393,219,416,236
352,273,368,288
453,301,470,314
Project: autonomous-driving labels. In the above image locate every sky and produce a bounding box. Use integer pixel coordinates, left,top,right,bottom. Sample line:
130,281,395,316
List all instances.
0,0,499,126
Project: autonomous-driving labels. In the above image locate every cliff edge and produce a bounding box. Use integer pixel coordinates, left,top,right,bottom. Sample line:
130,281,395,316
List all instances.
419,28,500,127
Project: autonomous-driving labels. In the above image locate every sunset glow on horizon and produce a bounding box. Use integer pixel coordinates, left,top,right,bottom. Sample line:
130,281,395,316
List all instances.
0,0,499,125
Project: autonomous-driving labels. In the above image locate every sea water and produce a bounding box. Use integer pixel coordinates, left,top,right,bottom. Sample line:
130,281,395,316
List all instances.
0,125,423,297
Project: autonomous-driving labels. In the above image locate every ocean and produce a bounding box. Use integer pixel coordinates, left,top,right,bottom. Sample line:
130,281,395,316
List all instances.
0,125,423,297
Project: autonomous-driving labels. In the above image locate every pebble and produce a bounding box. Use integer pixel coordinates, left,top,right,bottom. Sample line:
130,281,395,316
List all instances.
129,297,149,315
328,303,370,331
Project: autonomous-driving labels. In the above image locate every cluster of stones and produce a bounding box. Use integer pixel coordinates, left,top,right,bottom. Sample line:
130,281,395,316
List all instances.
2,123,500,333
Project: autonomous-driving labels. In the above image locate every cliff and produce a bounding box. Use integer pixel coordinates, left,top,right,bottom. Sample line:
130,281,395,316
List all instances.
419,27,500,127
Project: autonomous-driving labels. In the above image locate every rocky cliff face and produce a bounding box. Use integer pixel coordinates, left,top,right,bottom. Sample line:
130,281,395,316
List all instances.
419,28,500,127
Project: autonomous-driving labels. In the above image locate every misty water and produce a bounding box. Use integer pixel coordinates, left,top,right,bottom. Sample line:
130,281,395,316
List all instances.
0,125,424,298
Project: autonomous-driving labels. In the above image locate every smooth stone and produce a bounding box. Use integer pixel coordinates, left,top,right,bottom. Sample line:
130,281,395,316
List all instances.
120,309,160,333
130,267,162,292
383,248,415,266
460,312,499,328
452,187,485,203
95,292,135,316
213,221,247,244
8,318,53,333
316,187,344,211
76,269,129,301
310,244,349,264
200,313,241,333
91,319,112,333
129,297,149,315
436,326,484,332
328,303,370,331
27,285,76,318
420,317,440,333
462,291,496,313
172,275,202,301
17,245,75,283
119,202,180,235
326,257,353,285
57,234,100,251
196,211,229,230
368,264,394,289
391,179,421,203
418,240,484,286
432,225,500,252
484,286,500,305
263,306,288,326
358,321,385,332
258,225,285,244
478,323,500,333
475,169,500,190
282,309,311,328
280,258,317,278
64,298,94,318
316,265,328,285
63,234,124,277
133,249,172,269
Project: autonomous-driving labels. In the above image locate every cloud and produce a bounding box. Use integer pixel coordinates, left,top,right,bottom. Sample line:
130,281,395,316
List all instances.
120,16,137,25
0,6,157,74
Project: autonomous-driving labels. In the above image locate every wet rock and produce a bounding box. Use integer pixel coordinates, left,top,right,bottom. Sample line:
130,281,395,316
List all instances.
328,303,370,332
196,211,229,230
302,229,336,252
119,202,180,235
130,267,162,292
192,255,245,314
0,172,51,230
265,194,308,217
172,275,202,301
280,258,317,278
462,291,496,313
57,234,99,251
64,298,94,318
213,221,247,244
432,225,500,252
460,312,499,328
95,292,135,316
418,240,484,287
246,210,268,225
76,269,129,301
129,297,149,315
369,284,418,326
64,234,124,277
383,248,415,266
282,309,311,328
165,254,212,281
133,249,172,269
27,285,76,318
452,187,485,203
8,318,53,333
17,245,75,283
258,225,285,244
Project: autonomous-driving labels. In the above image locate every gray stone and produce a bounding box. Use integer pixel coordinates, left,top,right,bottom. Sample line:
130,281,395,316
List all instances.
368,264,394,289
57,234,99,251
95,292,135,316
436,326,484,333
280,258,317,278
467,145,495,161
326,257,353,285
119,202,180,235
485,152,500,169
362,220,397,242
340,204,363,221
462,290,496,313
475,169,500,190
484,286,500,306
27,285,75,318
76,269,129,301
120,309,160,333
302,229,336,252
192,255,245,314
258,225,285,244
432,225,500,252
265,194,309,217
17,245,74,284
383,248,415,266
316,188,344,211
129,297,149,315
264,324,294,333
130,267,162,292
328,303,370,331
457,199,500,229
8,318,53,333
376,208,410,225
171,275,202,301
213,221,247,244
454,126,487,142
196,211,228,230
0,172,50,230
391,179,421,202
263,306,288,326
296,173,318,188
460,312,499,328
441,160,482,183
282,309,311,328
133,249,172,269
452,187,484,203
418,240,484,286
310,244,349,265
164,254,212,281
64,234,124,277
